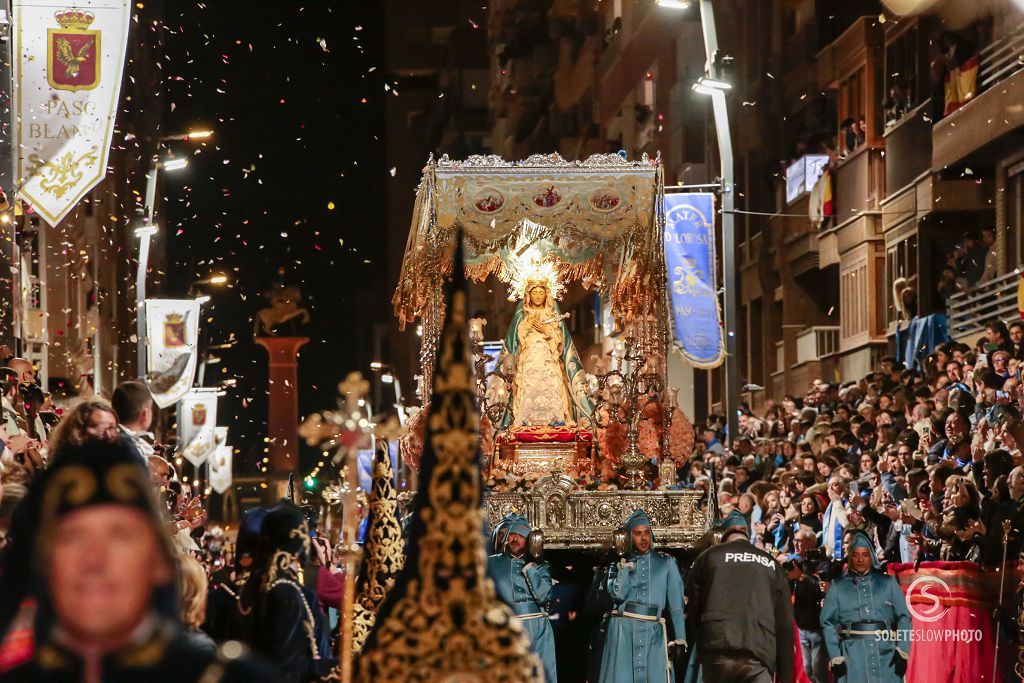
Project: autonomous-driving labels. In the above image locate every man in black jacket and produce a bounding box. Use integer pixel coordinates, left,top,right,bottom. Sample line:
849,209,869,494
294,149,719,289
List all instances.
686,510,795,682
785,556,828,683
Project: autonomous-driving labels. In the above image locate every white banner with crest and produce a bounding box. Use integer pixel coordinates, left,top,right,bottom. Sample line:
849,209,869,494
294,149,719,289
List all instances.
178,388,218,467
13,0,131,226
208,426,232,494
146,299,201,408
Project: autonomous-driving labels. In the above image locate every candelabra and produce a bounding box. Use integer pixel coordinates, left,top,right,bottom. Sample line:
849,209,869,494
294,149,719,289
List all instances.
472,339,513,461
590,337,664,489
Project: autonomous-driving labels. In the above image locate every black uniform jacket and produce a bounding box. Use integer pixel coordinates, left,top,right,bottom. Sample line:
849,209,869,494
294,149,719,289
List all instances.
4,620,280,683
686,537,796,683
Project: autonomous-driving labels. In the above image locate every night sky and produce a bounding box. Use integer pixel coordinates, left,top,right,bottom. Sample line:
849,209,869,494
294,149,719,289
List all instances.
161,3,387,477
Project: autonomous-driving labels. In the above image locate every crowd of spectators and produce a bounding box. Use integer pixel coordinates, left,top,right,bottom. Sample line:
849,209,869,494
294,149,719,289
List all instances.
683,324,1024,680
0,355,347,681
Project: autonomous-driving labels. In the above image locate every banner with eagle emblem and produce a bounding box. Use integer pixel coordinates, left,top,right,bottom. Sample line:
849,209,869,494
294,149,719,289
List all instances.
145,298,202,408
13,1,130,226
178,388,219,468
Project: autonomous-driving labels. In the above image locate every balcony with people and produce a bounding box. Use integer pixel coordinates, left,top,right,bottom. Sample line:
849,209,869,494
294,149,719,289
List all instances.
877,11,1020,363
808,17,889,367
932,10,1024,171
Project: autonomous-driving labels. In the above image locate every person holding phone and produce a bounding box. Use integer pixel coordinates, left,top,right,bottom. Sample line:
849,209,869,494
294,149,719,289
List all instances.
822,476,851,561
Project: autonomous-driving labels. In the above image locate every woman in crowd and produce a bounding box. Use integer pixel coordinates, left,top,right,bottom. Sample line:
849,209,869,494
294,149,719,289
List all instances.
45,399,119,458
179,555,217,657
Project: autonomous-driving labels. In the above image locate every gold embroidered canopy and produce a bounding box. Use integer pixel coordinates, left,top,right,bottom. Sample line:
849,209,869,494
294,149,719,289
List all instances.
392,152,668,395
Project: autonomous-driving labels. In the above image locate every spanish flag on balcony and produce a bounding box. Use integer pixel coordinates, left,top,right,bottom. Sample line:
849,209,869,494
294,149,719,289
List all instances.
944,53,979,116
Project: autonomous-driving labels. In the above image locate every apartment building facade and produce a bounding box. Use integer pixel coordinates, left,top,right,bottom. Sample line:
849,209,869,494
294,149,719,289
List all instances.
477,0,1024,422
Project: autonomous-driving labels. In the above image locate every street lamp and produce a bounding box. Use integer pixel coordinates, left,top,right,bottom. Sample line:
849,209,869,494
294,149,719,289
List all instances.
162,129,214,142
194,274,229,286
654,0,738,441
689,0,739,447
161,157,189,172
691,75,732,93
369,361,405,420
135,157,190,380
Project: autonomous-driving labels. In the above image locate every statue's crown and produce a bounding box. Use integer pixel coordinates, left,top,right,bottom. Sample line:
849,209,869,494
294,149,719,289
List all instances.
165,312,184,324
54,10,95,30
508,251,563,302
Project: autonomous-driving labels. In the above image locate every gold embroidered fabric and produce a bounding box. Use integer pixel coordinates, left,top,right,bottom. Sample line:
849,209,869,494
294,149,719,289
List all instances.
391,153,668,413
351,442,405,653
358,241,541,682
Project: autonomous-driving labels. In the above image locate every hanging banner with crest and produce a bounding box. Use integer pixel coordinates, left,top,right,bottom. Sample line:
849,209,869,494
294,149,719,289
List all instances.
145,299,201,408
664,192,725,368
178,388,218,468
13,0,131,226
208,426,232,494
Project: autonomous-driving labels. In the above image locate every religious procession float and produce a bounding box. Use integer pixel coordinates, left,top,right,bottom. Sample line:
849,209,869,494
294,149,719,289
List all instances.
392,152,720,551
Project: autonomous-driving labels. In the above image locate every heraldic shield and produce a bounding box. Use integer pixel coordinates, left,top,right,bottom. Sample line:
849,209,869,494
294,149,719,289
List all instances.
163,313,186,348
48,10,100,92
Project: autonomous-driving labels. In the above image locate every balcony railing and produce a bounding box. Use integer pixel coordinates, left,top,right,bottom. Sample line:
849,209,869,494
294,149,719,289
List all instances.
979,18,1024,91
796,326,840,364
946,270,1020,339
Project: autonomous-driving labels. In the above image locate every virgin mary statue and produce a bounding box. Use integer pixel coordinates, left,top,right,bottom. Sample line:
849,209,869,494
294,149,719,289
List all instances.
500,276,594,429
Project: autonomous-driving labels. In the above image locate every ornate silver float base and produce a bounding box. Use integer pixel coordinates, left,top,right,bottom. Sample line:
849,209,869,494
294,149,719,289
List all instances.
484,474,710,549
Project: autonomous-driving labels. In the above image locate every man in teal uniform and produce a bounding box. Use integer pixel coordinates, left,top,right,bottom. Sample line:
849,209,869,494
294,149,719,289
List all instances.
487,514,558,682
820,530,911,682
599,509,686,683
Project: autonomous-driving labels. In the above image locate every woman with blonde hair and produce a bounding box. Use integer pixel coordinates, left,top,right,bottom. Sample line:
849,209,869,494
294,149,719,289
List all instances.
178,555,217,654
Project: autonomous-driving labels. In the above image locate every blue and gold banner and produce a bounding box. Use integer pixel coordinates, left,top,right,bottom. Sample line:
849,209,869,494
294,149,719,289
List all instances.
664,192,724,368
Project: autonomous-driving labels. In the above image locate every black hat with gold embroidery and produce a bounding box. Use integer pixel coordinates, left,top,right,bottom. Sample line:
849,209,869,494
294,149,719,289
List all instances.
0,439,177,640
254,499,311,592
32,439,174,560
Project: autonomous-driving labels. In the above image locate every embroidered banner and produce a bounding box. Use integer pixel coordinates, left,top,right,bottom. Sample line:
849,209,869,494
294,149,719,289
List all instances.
145,299,201,408
209,426,232,494
13,0,131,226
178,388,218,467
664,192,724,368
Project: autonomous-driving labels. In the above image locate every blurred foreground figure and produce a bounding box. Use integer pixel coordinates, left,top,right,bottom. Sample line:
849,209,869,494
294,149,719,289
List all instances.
1,440,277,682
205,506,267,644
